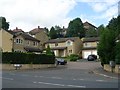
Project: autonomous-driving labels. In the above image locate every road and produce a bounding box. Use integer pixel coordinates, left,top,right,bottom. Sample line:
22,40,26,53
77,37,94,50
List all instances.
1,61,118,88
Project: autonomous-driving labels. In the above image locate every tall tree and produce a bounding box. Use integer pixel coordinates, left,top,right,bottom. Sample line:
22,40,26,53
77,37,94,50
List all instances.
49,27,57,39
54,25,64,38
0,17,9,30
85,28,98,37
97,24,105,36
97,28,116,66
66,18,85,38
107,16,120,37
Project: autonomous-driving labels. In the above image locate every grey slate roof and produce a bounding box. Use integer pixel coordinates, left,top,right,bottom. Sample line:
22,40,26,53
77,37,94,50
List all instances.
82,37,99,42
46,37,79,43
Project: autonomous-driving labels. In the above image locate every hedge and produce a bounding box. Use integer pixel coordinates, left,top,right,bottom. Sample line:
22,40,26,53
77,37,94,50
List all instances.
2,52,55,64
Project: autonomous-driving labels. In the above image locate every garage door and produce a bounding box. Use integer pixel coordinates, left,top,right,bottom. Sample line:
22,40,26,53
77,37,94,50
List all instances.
92,50,97,56
83,51,91,59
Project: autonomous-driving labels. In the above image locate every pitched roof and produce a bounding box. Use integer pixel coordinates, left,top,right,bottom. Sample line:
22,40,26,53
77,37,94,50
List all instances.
82,47,97,50
12,27,24,33
14,33,40,42
46,37,79,43
51,47,67,50
29,26,46,35
24,46,42,52
82,37,99,42
83,21,97,29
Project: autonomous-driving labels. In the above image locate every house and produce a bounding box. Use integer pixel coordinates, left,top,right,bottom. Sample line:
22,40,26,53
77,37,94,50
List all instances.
45,37,82,57
83,21,97,30
82,37,99,59
8,27,41,53
0,28,13,52
29,26,49,49
13,33,41,53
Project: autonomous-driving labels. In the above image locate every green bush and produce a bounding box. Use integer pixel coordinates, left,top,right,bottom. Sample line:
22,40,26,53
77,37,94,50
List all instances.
2,52,55,64
68,54,80,61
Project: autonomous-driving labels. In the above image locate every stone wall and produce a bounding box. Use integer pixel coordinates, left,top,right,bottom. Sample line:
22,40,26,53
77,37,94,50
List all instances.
104,64,120,74
1,64,56,70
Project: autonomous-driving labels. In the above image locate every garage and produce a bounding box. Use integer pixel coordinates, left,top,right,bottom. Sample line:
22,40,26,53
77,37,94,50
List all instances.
82,50,97,59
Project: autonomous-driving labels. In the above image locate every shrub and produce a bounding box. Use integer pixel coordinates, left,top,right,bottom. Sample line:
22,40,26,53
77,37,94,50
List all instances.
2,52,55,64
68,54,80,61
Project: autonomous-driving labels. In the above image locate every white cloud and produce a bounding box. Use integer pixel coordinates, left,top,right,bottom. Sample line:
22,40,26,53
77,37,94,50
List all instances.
0,0,119,31
0,0,76,31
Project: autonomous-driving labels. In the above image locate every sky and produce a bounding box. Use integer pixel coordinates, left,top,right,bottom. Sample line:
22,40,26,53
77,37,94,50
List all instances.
0,0,119,31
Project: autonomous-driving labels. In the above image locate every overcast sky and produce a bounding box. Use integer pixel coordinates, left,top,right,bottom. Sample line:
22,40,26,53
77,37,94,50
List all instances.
0,0,119,31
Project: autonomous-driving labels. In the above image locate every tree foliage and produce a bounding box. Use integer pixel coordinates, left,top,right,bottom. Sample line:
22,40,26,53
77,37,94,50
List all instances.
66,18,85,38
97,16,120,66
115,41,120,64
97,24,105,36
55,25,64,38
46,45,54,55
97,28,116,66
85,28,98,37
0,17,9,30
49,27,57,39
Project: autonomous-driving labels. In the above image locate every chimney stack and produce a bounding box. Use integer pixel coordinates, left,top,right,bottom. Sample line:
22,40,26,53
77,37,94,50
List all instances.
38,26,40,29
16,27,18,30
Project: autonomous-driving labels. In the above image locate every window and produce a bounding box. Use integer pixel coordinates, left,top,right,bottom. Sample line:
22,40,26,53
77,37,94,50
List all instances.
66,40,72,46
69,50,72,53
16,39,23,44
84,43,91,47
55,43,58,46
14,50,23,52
27,41,30,46
33,42,38,46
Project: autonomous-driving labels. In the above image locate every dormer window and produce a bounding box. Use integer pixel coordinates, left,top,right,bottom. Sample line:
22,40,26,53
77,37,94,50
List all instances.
66,40,72,46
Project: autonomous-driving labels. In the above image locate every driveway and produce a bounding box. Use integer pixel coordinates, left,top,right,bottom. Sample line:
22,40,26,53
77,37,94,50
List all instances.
66,60,101,70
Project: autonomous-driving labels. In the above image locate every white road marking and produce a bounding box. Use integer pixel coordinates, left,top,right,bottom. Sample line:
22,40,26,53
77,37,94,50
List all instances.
51,77,62,79
94,72,118,79
96,80,105,82
73,79,76,80
79,79,84,80
67,84,86,88
33,81,37,84
34,81,86,88
0,77,13,80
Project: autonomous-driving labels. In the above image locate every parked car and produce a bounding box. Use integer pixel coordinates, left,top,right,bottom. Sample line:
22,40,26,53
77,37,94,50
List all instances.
56,58,67,65
87,54,97,61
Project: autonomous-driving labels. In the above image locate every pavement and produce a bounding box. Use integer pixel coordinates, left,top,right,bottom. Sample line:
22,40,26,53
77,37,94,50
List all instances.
93,67,119,79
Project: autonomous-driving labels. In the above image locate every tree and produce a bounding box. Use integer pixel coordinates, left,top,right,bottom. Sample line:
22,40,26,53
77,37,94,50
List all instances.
115,41,120,64
66,18,85,38
85,28,98,37
44,27,49,34
0,17,9,30
97,24,105,36
97,28,116,66
46,45,54,55
49,27,57,39
54,25,64,38
107,16,120,37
